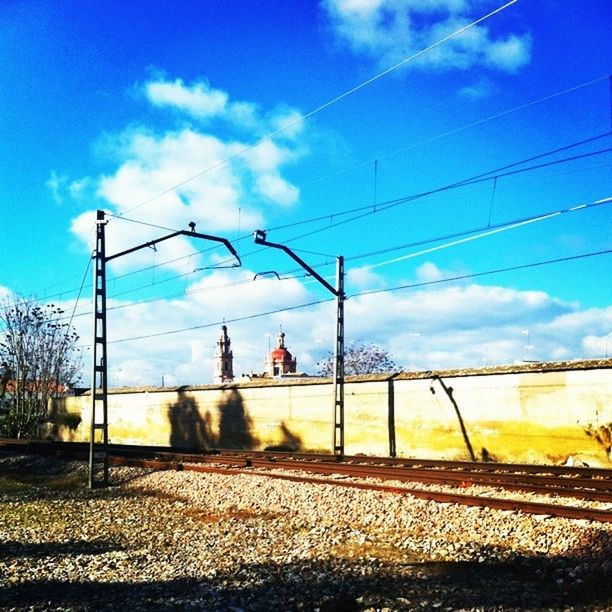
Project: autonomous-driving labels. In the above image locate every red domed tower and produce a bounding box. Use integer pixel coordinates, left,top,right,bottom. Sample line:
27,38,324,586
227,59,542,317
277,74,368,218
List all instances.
265,330,297,377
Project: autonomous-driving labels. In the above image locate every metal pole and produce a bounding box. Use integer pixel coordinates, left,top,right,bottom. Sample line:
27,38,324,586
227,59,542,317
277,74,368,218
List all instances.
253,231,346,457
87,215,240,487
332,256,345,456
89,210,109,487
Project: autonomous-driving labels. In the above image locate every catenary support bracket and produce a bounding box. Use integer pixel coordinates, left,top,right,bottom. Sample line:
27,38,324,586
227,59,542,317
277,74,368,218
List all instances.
89,210,240,487
253,230,346,456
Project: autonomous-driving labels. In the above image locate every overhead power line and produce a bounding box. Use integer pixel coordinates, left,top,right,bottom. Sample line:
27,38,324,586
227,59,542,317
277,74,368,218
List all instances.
57,192,611,323
360,197,612,272
302,75,611,189
107,298,333,344
353,249,612,298
36,132,610,306
95,247,611,347
346,195,612,264
261,147,612,251
33,73,610,304
118,0,519,217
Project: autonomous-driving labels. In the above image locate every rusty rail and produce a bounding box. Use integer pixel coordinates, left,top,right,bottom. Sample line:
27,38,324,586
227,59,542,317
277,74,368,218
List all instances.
2,439,611,522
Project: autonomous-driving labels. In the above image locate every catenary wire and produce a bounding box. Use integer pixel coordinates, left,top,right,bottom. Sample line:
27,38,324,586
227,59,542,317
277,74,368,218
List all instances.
35,133,611,306
352,249,612,298
118,0,519,218
91,247,611,347
266,133,612,235
63,120,612,291
200,139,612,268
58,193,612,322
31,75,611,301
300,75,611,189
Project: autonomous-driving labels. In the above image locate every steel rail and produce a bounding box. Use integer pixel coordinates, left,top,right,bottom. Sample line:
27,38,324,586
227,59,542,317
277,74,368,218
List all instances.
108,456,612,523
2,439,611,508
4,439,611,480
219,458,612,501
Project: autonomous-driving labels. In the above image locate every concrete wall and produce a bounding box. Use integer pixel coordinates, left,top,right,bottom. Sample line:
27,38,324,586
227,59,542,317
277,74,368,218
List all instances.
51,359,612,466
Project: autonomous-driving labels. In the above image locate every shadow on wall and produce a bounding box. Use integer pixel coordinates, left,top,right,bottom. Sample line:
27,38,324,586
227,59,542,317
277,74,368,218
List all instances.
264,421,303,452
217,387,257,450
167,386,214,451
430,375,477,462
46,398,82,441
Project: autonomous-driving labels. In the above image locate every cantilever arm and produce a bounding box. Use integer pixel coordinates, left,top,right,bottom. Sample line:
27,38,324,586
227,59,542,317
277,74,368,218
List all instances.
106,229,241,267
253,230,338,296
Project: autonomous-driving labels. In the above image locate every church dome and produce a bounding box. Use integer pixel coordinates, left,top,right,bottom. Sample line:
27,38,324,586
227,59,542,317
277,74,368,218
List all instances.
271,345,293,362
266,330,297,376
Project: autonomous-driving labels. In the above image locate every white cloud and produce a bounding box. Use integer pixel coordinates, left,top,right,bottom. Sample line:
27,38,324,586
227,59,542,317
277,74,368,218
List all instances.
255,173,299,205
415,261,446,282
323,0,531,73
54,261,611,387
486,33,532,72
143,76,306,141
347,265,386,289
68,76,306,272
145,77,229,119
338,277,607,371
46,170,68,205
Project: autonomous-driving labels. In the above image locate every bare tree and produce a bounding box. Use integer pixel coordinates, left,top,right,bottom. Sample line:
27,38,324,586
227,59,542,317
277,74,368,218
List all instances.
317,342,399,376
0,296,83,438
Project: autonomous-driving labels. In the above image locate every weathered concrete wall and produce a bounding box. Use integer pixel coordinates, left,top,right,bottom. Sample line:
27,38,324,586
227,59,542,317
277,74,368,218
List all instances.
51,359,612,466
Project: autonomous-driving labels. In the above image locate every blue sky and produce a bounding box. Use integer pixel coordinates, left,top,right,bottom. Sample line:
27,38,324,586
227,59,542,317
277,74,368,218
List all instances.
1,0,610,385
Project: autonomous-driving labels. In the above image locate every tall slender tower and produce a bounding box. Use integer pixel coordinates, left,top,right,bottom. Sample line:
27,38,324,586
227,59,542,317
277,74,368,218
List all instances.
213,324,234,383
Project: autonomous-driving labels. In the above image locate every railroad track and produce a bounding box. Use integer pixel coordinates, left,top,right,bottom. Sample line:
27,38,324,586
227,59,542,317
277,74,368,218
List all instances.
2,439,611,522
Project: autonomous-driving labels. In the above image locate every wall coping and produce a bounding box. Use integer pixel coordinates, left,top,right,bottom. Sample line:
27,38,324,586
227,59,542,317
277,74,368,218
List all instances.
73,358,612,396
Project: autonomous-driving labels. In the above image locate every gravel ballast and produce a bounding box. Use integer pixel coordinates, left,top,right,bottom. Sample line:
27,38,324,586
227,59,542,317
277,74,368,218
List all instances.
0,454,610,611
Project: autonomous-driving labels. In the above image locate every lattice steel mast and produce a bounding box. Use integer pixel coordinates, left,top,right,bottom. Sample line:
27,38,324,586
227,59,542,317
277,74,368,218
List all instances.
89,210,109,487
89,210,241,487
253,230,346,455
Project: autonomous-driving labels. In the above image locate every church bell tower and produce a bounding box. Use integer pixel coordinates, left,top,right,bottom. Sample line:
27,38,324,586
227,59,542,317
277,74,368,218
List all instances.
213,324,234,383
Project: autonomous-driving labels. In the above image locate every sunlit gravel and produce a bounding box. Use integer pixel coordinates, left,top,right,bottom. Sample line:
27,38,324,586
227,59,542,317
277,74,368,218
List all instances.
0,454,610,611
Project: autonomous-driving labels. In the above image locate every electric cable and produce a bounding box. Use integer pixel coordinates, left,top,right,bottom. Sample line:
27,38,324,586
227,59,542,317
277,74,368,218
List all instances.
118,0,519,217
30,76,611,301
87,247,610,347
205,139,612,268
300,75,611,189
65,254,93,332
90,128,612,282
358,197,612,272
107,298,334,344
268,135,612,236
59,193,611,322
39,136,611,310
351,249,612,298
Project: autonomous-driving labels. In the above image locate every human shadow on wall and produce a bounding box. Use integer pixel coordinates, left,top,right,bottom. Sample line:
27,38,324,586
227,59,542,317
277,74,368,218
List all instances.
167,386,214,451
264,421,302,452
217,387,257,450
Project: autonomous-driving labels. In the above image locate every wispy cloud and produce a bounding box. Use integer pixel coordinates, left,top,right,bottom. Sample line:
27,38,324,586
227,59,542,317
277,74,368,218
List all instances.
323,0,531,73
145,77,229,119
46,170,68,205
457,77,494,99
143,75,305,138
